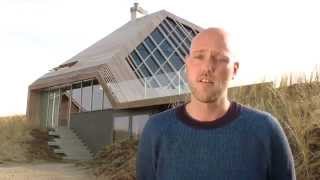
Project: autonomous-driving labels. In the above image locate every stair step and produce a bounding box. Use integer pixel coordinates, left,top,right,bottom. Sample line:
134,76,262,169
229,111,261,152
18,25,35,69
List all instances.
50,127,93,161
49,131,78,137
52,138,83,143
49,142,89,149
54,149,92,155
63,156,92,160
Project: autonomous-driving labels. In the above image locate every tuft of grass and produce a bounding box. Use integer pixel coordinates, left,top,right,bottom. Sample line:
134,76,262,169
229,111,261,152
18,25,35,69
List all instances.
0,115,61,163
0,115,32,162
78,138,138,180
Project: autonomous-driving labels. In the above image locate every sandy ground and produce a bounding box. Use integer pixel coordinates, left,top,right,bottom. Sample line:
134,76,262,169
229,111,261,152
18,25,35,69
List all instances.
0,162,101,180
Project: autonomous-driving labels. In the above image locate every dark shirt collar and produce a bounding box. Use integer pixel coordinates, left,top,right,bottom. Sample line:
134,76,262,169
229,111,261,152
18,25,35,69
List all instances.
175,101,241,129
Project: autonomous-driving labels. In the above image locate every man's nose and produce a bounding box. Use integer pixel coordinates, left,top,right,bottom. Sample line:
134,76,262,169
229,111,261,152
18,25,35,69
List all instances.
201,57,216,73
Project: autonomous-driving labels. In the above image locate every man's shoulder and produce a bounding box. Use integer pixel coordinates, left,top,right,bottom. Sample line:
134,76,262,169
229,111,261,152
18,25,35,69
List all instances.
239,103,272,119
141,107,177,136
148,107,177,126
237,103,281,133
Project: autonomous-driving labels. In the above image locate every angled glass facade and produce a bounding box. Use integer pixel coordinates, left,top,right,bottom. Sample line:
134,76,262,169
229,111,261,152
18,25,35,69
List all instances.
126,17,199,89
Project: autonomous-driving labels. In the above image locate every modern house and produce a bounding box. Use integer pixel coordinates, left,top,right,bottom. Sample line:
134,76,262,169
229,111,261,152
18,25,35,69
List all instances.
26,4,202,153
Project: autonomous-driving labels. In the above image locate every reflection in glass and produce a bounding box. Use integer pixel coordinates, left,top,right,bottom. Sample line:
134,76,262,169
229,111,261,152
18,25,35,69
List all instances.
103,92,112,110
151,28,165,44
92,80,103,111
72,82,81,113
81,80,92,112
137,43,150,59
160,40,174,57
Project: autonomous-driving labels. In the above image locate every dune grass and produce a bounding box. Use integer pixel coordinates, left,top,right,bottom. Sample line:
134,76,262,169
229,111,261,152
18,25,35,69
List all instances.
0,115,61,163
0,115,32,162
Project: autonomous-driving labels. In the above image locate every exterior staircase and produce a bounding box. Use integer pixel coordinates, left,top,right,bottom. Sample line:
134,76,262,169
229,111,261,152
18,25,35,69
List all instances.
48,127,93,161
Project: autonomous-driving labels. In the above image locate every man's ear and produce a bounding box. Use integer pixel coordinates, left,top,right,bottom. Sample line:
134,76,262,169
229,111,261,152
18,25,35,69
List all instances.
232,62,239,79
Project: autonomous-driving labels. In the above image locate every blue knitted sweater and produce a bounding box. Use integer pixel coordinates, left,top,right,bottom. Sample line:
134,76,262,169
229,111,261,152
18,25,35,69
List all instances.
136,102,296,180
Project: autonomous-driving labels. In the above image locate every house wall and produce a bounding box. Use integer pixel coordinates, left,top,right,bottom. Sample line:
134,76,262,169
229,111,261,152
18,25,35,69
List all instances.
70,105,165,154
26,90,41,127
70,110,114,154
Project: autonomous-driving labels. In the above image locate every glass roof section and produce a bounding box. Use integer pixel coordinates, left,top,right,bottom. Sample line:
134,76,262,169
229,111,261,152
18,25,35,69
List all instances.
126,17,199,89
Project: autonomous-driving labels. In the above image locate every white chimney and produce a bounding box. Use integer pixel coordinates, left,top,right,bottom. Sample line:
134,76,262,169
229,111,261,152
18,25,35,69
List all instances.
130,2,148,21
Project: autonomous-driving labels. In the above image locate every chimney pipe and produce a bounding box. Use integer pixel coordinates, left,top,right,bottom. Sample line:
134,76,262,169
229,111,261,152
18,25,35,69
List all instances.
130,2,148,21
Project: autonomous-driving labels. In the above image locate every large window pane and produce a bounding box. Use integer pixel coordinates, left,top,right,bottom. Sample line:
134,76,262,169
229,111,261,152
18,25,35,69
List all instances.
59,87,71,127
169,52,184,71
163,19,173,31
139,64,152,77
53,90,60,127
81,80,92,112
182,24,196,37
103,92,112,109
40,91,49,127
47,91,54,127
134,70,143,79
159,23,170,36
185,38,191,47
44,89,60,128
153,49,166,65
168,36,178,48
145,55,159,73
137,43,150,59
127,57,137,69
131,51,142,67
160,40,174,57
132,115,149,136
144,37,156,51
172,31,182,43
167,17,176,28
175,26,187,39
113,116,129,142
178,47,187,58
181,42,189,55
163,62,174,73
151,28,165,44
71,82,81,113
172,75,179,87
149,77,160,88
156,70,170,86
92,81,103,111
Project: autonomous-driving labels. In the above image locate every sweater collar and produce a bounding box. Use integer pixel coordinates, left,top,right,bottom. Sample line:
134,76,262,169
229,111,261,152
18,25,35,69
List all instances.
175,101,241,129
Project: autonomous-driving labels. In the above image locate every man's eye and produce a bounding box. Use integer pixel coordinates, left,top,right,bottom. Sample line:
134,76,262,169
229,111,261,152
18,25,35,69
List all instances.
192,55,204,59
218,57,230,63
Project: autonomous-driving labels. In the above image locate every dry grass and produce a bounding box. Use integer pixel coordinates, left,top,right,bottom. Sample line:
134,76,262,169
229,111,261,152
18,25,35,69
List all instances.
0,115,61,163
0,115,32,162
78,138,138,180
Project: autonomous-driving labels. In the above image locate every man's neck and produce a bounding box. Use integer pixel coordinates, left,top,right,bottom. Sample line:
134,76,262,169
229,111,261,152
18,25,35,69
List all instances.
186,96,231,122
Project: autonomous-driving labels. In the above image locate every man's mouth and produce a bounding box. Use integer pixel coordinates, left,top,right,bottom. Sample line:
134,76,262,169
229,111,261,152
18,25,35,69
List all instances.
199,79,214,84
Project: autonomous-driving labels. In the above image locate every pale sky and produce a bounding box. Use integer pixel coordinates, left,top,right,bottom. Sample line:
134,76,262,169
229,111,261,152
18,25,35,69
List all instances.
0,0,319,116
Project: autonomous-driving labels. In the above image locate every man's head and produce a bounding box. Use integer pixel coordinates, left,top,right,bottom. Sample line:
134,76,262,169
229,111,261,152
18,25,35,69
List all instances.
185,28,239,103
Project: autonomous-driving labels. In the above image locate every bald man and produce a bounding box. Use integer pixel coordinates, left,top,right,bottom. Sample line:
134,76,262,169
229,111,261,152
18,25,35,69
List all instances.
136,28,296,180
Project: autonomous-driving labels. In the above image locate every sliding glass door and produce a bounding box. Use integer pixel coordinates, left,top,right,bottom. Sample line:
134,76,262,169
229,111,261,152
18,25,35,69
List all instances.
40,89,61,128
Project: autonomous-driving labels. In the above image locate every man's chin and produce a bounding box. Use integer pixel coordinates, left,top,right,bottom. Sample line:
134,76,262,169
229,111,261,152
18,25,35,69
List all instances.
193,94,219,103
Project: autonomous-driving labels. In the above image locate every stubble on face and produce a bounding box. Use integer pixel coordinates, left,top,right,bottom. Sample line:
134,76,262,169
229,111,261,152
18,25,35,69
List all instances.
187,71,229,103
